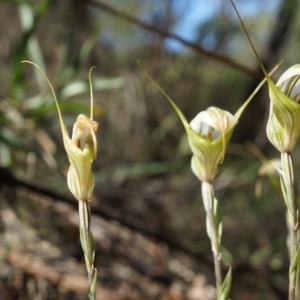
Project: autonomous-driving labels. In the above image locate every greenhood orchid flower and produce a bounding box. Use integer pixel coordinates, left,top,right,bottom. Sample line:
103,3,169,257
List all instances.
230,1,299,154
23,61,98,201
188,107,237,182
230,4,300,298
138,60,274,182
67,112,98,201
266,65,300,153
23,61,99,299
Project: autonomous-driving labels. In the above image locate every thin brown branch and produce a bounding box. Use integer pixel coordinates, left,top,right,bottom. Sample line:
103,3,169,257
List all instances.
82,0,261,78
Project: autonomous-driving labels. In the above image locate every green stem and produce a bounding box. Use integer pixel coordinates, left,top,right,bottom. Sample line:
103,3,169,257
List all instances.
281,152,298,300
202,181,222,292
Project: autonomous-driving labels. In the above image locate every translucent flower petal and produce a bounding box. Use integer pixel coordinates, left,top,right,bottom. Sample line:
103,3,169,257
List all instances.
276,64,300,87
190,107,236,135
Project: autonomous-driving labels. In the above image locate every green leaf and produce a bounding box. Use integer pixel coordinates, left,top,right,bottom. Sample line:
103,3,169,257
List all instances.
59,77,124,99
79,18,102,65
214,197,223,246
11,0,51,98
88,269,97,300
23,96,103,116
290,244,300,275
279,173,292,214
79,226,88,257
45,101,103,116
19,3,46,91
217,266,232,300
206,215,213,242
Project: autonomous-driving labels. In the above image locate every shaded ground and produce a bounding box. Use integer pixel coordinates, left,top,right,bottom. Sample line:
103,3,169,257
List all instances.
0,164,289,299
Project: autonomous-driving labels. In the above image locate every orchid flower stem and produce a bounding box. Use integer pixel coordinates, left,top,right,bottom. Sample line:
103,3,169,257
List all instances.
78,200,97,296
201,181,222,292
281,152,298,300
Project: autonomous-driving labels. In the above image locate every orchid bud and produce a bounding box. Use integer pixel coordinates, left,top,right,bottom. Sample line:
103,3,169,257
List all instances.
23,61,98,201
266,65,300,153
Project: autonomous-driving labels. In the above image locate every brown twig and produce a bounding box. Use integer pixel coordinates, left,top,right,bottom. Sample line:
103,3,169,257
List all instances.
82,0,260,78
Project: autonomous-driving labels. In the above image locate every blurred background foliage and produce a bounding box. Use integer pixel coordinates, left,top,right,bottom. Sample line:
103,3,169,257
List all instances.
1,0,300,299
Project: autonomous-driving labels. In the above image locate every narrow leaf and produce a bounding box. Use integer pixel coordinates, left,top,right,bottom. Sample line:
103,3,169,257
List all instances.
88,269,97,300
279,171,295,217
290,244,300,275
217,266,232,300
214,197,223,245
